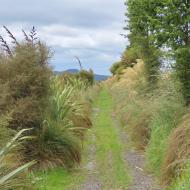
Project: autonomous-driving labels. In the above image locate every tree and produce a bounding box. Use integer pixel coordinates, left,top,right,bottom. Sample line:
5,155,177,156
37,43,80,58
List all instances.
125,0,161,84
150,0,190,103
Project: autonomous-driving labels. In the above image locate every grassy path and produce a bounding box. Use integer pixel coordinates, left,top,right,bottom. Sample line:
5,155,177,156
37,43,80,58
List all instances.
81,89,130,189
36,89,130,190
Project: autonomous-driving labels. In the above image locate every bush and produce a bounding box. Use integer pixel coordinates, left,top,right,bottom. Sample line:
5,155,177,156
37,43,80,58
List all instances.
110,60,150,149
110,61,123,75
110,47,140,75
0,29,51,132
76,69,94,86
0,114,13,148
121,46,140,67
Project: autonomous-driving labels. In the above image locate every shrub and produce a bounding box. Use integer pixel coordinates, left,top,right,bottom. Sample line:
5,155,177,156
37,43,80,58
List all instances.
110,47,140,76
76,69,94,86
121,46,140,67
0,28,51,132
110,61,123,75
61,69,94,86
0,114,13,148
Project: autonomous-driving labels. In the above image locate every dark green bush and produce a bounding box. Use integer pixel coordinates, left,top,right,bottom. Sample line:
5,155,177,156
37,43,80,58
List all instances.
76,69,94,86
110,47,140,75
110,61,123,75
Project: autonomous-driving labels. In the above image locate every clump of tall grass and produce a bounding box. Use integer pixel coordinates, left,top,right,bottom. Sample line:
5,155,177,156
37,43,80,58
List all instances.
161,113,190,185
168,162,190,190
109,57,187,187
145,76,185,176
107,54,190,189
110,60,151,149
0,129,36,190
27,77,93,169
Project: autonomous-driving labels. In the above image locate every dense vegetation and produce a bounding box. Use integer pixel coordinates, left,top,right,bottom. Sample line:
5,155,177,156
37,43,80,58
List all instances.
108,0,190,189
0,27,96,189
1,1,190,189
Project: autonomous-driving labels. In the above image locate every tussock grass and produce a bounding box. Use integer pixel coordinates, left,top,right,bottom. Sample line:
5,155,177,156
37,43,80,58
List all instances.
161,113,190,185
0,129,36,190
108,59,188,188
35,85,101,189
168,162,190,190
110,60,151,150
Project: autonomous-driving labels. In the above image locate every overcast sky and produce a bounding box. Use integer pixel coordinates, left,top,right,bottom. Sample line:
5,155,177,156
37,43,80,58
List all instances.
1,0,127,75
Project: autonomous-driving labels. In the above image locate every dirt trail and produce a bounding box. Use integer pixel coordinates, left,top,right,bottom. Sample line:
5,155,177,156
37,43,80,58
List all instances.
118,125,163,190
75,90,163,190
74,108,102,190
78,135,102,190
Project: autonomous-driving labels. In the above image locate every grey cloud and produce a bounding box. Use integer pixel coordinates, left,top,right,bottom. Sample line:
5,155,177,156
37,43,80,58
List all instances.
0,0,124,28
0,0,126,74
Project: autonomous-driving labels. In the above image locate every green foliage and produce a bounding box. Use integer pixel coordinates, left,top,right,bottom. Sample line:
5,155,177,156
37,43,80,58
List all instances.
76,69,94,86
0,28,93,172
110,61,122,75
146,84,185,176
92,89,130,188
169,163,190,190
61,69,94,86
28,77,92,169
145,0,190,103
0,129,36,190
110,47,140,75
125,0,161,83
175,47,190,104
122,46,140,66
0,40,51,131
151,0,190,49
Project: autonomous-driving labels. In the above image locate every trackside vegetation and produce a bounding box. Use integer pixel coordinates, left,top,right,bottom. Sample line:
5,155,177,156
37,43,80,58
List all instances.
0,27,96,189
108,1,190,189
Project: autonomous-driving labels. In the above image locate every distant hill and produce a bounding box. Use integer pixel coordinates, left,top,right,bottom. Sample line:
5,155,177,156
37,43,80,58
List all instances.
54,69,109,81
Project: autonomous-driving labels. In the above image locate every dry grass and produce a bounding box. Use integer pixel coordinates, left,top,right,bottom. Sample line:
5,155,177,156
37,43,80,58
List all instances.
109,56,188,188
109,60,151,150
161,113,190,185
